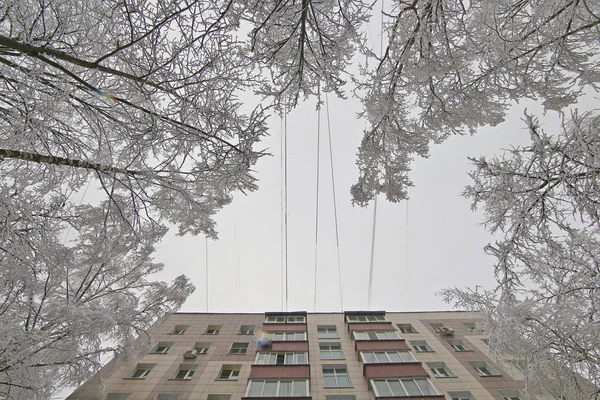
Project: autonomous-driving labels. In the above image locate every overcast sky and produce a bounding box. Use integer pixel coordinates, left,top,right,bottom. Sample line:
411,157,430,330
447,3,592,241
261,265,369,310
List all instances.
152,90,589,314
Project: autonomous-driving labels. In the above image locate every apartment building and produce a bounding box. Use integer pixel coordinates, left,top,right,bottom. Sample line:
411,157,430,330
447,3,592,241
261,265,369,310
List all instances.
66,311,532,400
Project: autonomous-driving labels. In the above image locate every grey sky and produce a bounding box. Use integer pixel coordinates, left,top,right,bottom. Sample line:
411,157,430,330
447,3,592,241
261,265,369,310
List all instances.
152,92,583,314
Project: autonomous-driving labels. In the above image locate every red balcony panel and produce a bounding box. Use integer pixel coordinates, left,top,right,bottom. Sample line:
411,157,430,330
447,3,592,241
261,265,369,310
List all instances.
364,363,429,380
355,340,409,351
348,322,394,332
263,324,308,331
249,365,310,379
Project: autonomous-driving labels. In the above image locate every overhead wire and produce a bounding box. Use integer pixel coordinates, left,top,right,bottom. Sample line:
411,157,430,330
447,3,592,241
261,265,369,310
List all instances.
367,0,386,311
280,114,285,311
325,92,344,312
367,196,378,309
284,111,289,312
313,94,322,312
205,236,209,312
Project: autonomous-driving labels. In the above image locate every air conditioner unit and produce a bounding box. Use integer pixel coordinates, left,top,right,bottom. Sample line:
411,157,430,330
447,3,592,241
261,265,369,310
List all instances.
437,327,455,336
183,350,197,359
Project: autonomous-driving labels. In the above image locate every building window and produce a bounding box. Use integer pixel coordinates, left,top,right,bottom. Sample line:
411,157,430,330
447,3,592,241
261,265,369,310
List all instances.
262,331,307,341
346,314,386,322
360,350,415,363
319,343,344,359
427,362,455,378
449,391,475,400
352,330,400,340
126,363,154,379
239,325,255,335
168,325,188,335
265,315,306,323
217,365,241,380
469,361,501,377
204,325,221,335
463,322,476,331
497,390,525,400
447,339,472,352
397,324,417,333
206,396,232,400
228,342,249,354
371,378,438,396
193,342,211,354
104,395,131,400
323,365,351,388
171,364,197,380
317,325,339,339
155,395,181,400
255,352,307,365
152,342,174,354
410,340,433,352
246,379,308,397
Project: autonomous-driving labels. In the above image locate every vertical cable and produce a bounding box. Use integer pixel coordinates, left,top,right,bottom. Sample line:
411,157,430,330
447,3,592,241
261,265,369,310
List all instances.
280,114,285,311
367,196,378,309
313,99,321,312
325,93,344,311
284,112,289,312
405,187,411,309
205,236,209,312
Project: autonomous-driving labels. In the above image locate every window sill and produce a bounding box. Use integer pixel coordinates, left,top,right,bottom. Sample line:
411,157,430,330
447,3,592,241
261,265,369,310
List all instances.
168,378,193,381
216,378,239,381
478,374,502,377
324,386,353,389
415,350,435,353
433,375,458,378
122,377,147,380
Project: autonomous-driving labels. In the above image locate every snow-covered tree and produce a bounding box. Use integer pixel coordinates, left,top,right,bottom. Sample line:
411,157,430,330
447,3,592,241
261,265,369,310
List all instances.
352,0,600,204
0,0,256,397
441,112,600,399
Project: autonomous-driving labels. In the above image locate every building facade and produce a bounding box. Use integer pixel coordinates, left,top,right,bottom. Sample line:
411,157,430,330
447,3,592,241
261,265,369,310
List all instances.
67,311,533,400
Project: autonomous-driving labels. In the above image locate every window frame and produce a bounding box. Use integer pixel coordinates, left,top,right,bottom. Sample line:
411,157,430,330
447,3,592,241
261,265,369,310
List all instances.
360,350,415,364
154,395,182,400
152,342,174,354
262,331,307,341
245,379,309,397
370,377,439,397
238,325,255,335
217,365,241,380
469,361,501,377
264,315,306,324
170,364,197,380
193,342,211,354
497,390,525,400
352,330,401,340
397,324,417,333
317,325,339,339
127,363,155,379
319,343,344,360
228,342,249,354
410,340,433,352
168,325,188,335
254,352,308,365
322,365,352,388
449,391,475,400
427,362,455,378
204,325,221,335
345,315,387,323
447,339,472,352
